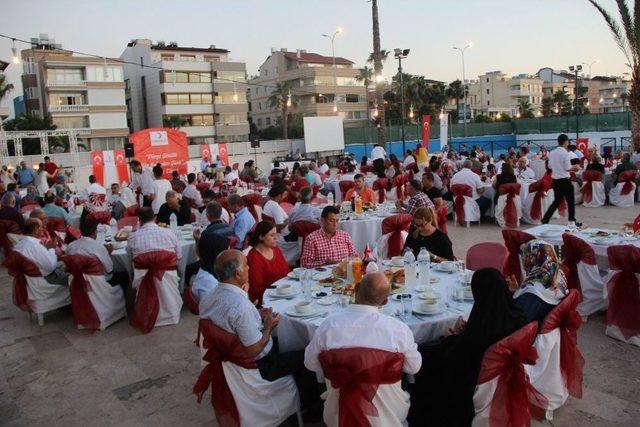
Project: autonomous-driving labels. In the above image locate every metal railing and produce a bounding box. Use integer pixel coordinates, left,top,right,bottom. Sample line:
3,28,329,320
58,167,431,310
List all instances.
49,104,89,113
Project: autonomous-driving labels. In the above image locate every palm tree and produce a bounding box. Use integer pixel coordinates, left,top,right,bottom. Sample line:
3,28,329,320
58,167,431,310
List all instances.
587,0,640,151
355,66,374,123
367,49,390,64
267,81,298,139
162,115,188,129
0,74,14,104
370,0,387,145
445,80,465,118
552,90,572,115
517,98,535,118
541,97,556,117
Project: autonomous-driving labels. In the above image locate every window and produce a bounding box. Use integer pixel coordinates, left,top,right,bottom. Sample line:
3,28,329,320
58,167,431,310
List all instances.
257,118,262,126
48,68,83,84
346,111,366,119
164,71,212,83
266,117,271,125
258,102,261,110
192,115,214,126
201,93,212,104
52,116,88,128
50,93,84,105
487,100,490,106
85,66,123,82
180,55,196,62
486,89,490,95
486,78,489,83
25,87,38,99
190,94,203,104
345,94,360,103
204,55,220,63
161,54,174,61
164,93,213,105
215,70,246,82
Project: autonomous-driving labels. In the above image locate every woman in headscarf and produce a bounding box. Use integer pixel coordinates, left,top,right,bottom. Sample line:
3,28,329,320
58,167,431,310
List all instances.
409,268,527,426
507,239,568,323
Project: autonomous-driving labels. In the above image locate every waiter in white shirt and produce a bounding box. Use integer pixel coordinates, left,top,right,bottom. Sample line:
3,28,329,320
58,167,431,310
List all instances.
370,144,387,177
542,134,580,224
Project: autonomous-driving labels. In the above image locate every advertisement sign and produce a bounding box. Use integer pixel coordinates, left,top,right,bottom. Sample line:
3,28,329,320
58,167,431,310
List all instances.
129,128,189,178
440,113,449,149
421,115,431,150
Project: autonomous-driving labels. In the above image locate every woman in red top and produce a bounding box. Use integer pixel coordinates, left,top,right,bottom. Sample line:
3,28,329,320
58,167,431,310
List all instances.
247,220,291,304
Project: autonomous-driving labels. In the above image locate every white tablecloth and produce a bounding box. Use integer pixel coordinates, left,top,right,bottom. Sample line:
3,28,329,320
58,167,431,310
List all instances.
264,264,473,352
338,203,399,253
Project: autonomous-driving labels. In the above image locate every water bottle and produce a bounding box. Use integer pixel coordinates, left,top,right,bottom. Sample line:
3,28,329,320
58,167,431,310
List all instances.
169,212,178,232
109,217,117,237
403,250,416,288
417,247,431,286
327,192,334,206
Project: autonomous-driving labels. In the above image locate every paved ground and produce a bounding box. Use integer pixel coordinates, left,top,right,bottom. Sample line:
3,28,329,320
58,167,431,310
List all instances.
1,204,639,426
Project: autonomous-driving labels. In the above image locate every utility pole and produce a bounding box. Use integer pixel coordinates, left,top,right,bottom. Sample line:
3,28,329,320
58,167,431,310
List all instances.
569,64,583,140
394,48,410,153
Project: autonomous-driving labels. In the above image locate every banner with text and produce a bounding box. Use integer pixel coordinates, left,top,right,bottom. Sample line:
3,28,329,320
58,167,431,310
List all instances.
421,115,431,150
129,128,189,179
439,114,448,149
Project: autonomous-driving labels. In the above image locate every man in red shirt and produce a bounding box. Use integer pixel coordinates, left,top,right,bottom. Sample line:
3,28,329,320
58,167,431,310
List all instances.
300,205,357,268
344,173,377,205
43,156,58,185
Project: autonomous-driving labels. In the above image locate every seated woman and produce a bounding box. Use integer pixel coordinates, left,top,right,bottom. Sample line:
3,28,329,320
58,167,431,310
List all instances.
402,207,453,262
491,162,517,204
409,268,527,426
585,154,605,174
506,239,568,323
246,220,291,305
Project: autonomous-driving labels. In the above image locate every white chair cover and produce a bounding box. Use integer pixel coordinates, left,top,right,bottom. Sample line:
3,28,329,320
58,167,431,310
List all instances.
522,189,554,224
454,196,480,227
277,234,300,266
602,270,640,347
581,181,606,208
25,276,70,314
132,268,182,327
576,261,607,317
495,194,522,228
572,181,583,205
472,377,498,427
609,182,636,208
530,159,547,180
83,274,126,330
525,329,568,411
375,231,409,260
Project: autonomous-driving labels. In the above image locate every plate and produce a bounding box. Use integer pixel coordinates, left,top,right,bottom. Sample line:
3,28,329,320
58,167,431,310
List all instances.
589,237,617,245
317,296,337,305
391,293,412,301
288,271,320,280
269,289,301,298
417,291,441,300
433,263,456,272
312,290,332,298
413,305,444,316
284,307,327,318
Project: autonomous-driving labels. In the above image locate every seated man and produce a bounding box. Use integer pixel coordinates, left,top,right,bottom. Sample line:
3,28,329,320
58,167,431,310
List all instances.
304,272,421,424
421,172,443,208
301,205,357,268
107,183,131,220
127,207,181,260
13,218,68,286
170,170,187,193
1,183,22,207
344,173,377,205
228,194,255,249
263,185,290,234
156,190,192,226
288,187,321,225
515,156,535,181
450,160,491,217
396,179,434,215
0,193,25,231
199,249,320,412
182,173,203,208
613,152,638,184
66,219,114,282
42,191,72,225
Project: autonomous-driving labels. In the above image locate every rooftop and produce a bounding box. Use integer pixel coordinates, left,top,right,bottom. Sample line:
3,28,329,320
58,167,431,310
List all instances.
283,51,353,66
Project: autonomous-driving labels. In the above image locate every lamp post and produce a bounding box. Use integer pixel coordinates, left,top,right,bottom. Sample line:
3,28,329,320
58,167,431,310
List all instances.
581,59,599,77
569,64,583,140
394,48,410,153
322,27,342,114
453,42,473,136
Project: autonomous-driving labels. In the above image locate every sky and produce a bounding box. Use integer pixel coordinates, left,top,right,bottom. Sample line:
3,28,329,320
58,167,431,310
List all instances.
0,0,631,113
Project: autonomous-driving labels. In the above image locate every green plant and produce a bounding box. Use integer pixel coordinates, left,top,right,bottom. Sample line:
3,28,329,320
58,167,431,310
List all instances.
267,81,298,140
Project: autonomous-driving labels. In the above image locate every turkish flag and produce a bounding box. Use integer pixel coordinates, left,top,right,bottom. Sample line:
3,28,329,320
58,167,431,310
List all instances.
421,115,431,150
576,138,589,159
200,144,211,161
91,151,105,186
114,149,130,185
217,143,229,166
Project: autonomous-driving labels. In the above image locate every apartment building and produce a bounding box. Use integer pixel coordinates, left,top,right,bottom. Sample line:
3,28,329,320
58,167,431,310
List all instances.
594,77,630,113
20,35,128,149
0,60,9,121
466,71,544,118
120,39,249,144
248,48,368,129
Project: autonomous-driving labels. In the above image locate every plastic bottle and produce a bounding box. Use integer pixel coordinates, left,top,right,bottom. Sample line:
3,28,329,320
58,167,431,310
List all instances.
417,247,431,286
327,192,334,206
109,217,118,236
355,195,363,214
170,213,178,231
403,250,416,287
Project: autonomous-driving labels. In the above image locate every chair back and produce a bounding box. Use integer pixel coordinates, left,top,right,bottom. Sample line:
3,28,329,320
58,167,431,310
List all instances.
45,216,67,234
581,170,603,204
498,183,521,228
372,178,389,204
0,219,21,254
561,233,596,292
501,229,535,284
4,250,42,311
633,213,640,233
528,179,551,221
261,213,274,223
118,216,138,230
466,242,508,271
88,210,112,225
436,204,448,235
605,245,640,340
124,204,139,218
392,174,407,200
617,170,638,195
380,214,412,258
290,220,320,247
339,181,355,201
279,202,294,214
451,184,473,226
61,254,105,330
242,194,263,222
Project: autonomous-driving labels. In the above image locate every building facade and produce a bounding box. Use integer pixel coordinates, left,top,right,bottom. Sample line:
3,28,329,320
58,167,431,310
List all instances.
20,35,128,150
120,39,249,145
248,49,368,130
466,71,544,118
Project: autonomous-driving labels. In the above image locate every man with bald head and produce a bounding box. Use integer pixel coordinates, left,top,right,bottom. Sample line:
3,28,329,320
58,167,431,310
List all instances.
156,190,191,226
13,218,68,285
0,192,25,230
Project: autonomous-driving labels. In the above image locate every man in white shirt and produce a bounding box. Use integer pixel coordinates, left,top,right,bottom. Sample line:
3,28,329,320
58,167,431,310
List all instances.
403,149,416,168
317,157,330,175
14,218,68,286
371,144,387,162
130,160,154,207
225,166,239,183
127,207,181,260
182,173,203,207
304,272,421,424
450,160,491,217
81,175,106,199
66,219,114,281
542,134,580,224
288,187,321,225
515,157,535,181
263,186,290,234
495,154,506,175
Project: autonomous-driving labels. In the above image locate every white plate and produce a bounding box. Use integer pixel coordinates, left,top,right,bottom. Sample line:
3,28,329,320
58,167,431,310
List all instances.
287,271,320,280
312,290,332,298
417,291,441,300
413,305,444,316
269,289,301,298
317,296,337,305
589,237,617,245
433,263,456,272
285,307,327,318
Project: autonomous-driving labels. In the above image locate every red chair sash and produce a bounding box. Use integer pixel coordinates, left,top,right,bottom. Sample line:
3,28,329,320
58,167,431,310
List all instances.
61,254,104,331
45,216,67,233
124,204,140,218
88,210,112,225
605,245,640,339
633,213,640,233
501,230,535,284
499,183,521,228
528,179,549,221
319,348,404,427
261,213,274,223
290,220,320,248
339,181,355,201
65,226,81,244
381,214,412,258
0,219,21,254
4,251,42,311
193,319,257,427
561,233,596,293
451,184,472,226
437,204,448,235
392,175,406,200
130,251,178,334
618,170,637,196
183,285,199,315
477,322,547,427
540,290,584,398
242,194,263,221
372,178,388,204
581,170,603,204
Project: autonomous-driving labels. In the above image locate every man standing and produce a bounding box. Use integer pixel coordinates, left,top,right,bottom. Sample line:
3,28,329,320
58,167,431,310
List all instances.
542,134,580,225
130,160,154,207
371,144,387,177
16,161,37,187
227,194,256,249
43,156,59,185
300,205,357,268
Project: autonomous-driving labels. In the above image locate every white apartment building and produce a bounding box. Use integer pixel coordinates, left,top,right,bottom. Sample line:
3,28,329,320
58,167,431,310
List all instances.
467,71,544,118
21,35,128,150
120,39,249,144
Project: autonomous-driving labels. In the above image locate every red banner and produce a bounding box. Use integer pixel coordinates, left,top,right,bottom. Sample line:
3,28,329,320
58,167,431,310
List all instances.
200,144,212,161
576,138,589,160
199,143,229,166
421,115,431,150
114,149,130,185
91,151,105,186
129,128,189,179
218,143,229,166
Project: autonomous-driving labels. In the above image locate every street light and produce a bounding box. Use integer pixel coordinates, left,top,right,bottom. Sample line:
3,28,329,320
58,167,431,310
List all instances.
581,59,599,77
394,48,410,153
569,64,583,139
453,42,473,136
11,39,20,64
322,27,342,114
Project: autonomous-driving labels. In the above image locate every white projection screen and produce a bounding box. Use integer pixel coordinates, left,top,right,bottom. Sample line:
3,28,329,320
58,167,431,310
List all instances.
303,116,345,153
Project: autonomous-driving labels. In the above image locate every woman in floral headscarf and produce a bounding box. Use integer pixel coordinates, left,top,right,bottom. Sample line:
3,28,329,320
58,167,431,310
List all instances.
506,239,568,323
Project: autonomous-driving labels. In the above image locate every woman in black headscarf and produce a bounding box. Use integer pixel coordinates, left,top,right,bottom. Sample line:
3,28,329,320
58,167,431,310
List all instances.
408,268,527,426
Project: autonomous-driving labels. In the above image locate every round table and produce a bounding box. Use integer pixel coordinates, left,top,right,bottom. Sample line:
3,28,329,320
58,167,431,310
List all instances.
263,263,473,352
338,202,399,253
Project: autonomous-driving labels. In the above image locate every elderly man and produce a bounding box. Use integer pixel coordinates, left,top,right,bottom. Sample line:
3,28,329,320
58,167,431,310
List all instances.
304,271,421,424
0,193,25,230
107,183,130,220
66,219,114,281
156,190,191,226
301,205,357,268
199,249,320,413
130,160,154,207
42,192,72,225
288,187,321,225
344,173,376,205
127,207,180,260
81,175,107,200
228,194,255,249
1,183,21,207
307,162,323,188
182,173,203,207
515,157,535,181
450,160,491,217
16,161,37,187
317,156,330,175
13,218,67,285
396,179,435,215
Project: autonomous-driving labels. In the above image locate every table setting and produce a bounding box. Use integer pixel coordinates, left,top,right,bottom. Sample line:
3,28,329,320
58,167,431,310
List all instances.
337,201,402,253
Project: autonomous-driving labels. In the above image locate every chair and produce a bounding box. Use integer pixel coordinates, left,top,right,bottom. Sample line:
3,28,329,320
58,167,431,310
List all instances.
290,220,320,250
4,251,70,325
495,183,521,228
338,181,355,202
561,233,606,317
633,213,640,233
311,197,327,205
45,216,67,234
242,194,263,222
580,170,605,208
87,210,112,225
117,216,138,230
0,219,21,255
376,214,412,259
193,319,301,427
526,290,583,420
501,229,535,285
261,213,274,223
61,254,126,330
279,202,294,214
603,245,640,346
130,250,182,333
451,184,480,227
570,173,583,205
372,178,388,204
472,322,546,427
436,203,448,235
196,182,211,193
385,175,406,202
522,179,553,224
65,226,81,244
609,170,637,208
319,348,407,426
466,242,508,272
124,204,140,218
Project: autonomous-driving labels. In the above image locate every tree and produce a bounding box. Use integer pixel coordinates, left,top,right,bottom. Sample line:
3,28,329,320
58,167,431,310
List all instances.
367,49,390,64
474,114,492,123
267,81,298,139
552,90,572,115
541,97,555,117
0,74,14,104
517,98,535,118
162,115,188,129
445,80,465,117
355,66,374,123
587,0,640,151
2,113,86,154
495,112,512,122
370,0,387,146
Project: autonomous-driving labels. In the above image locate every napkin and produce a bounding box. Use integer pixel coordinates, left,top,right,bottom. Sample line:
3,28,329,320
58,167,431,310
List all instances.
366,261,379,273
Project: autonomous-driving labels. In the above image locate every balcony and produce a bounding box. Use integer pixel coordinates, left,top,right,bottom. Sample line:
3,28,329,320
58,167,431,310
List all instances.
49,104,89,113
46,80,87,89
215,122,250,136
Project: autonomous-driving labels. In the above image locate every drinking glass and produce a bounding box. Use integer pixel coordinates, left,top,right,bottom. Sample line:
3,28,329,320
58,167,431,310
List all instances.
338,294,350,309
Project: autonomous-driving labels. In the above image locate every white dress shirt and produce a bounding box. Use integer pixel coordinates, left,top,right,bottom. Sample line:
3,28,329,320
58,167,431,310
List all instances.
67,236,113,274
13,235,57,276
371,146,387,162
548,147,572,179
131,168,154,196
516,167,535,181
81,183,107,200
318,163,330,175
288,203,321,225
307,170,323,187
150,179,172,214
191,268,219,302
304,304,421,375
450,168,484,199
127,222,181,260
182,184,203,207
263,199,289,235
226,170,239,182
402,155,416,168
339,173,356,182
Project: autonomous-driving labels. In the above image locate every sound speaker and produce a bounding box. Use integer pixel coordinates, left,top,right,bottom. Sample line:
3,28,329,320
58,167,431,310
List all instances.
250,137,260,149
124,142,134,158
